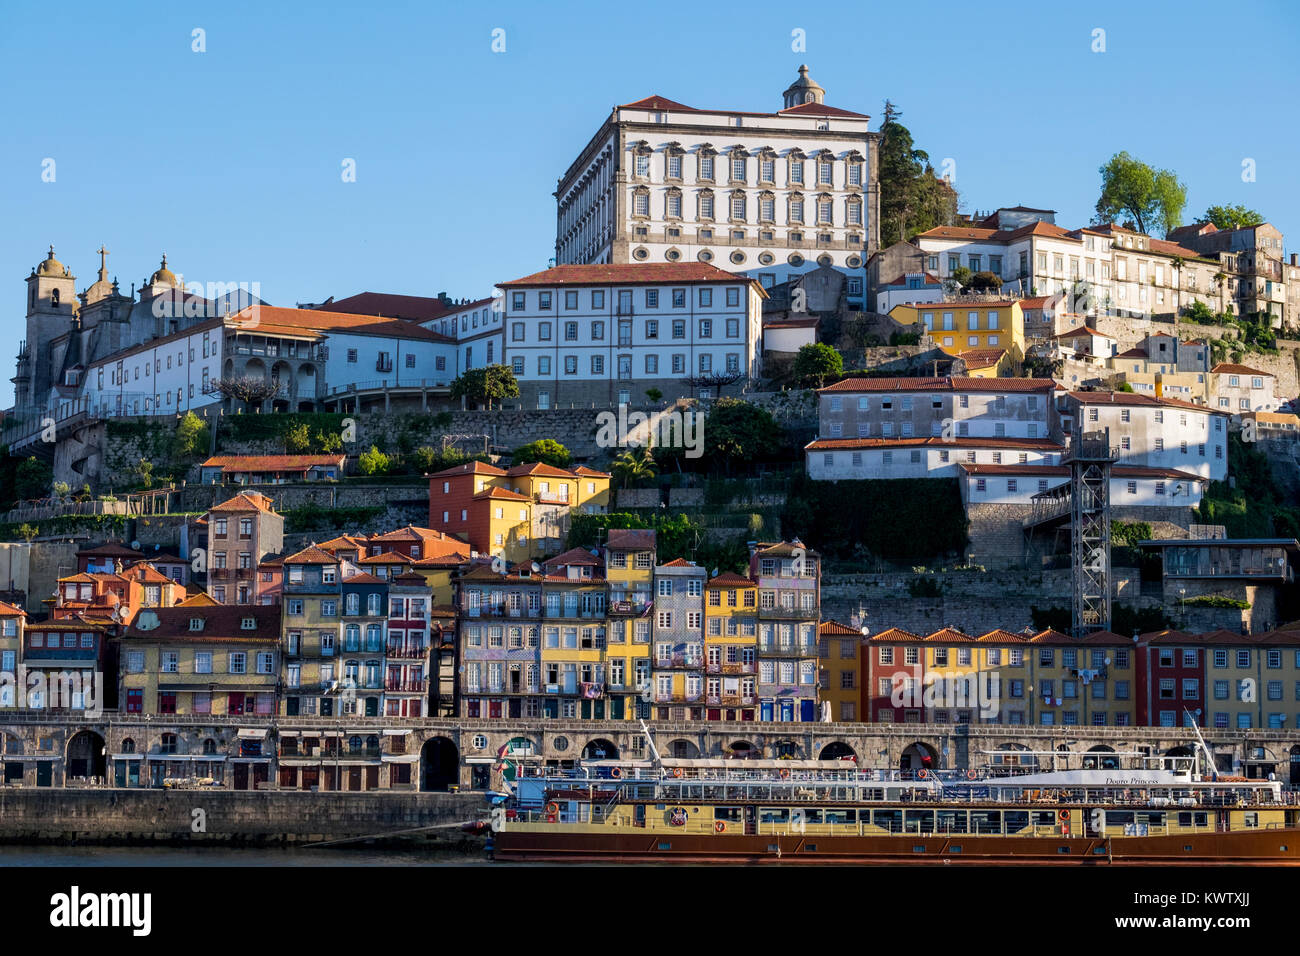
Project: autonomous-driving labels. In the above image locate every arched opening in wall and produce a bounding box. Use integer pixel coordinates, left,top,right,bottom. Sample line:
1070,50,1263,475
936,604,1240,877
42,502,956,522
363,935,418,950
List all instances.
66,730,106,781
772,739,801,759
668,739,699,759
727,740,757,759
1083,744,1118,770
420,736,458,792
1289,746,1300,787
818,741,856,761
900,741,938,772
581,738,619,761
989,742,1037,775
296,363,317,412
270,361,293,412
1163,744,1195,773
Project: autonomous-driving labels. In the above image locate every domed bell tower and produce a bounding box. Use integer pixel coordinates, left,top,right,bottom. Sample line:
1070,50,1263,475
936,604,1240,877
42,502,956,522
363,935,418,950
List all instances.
19,246,77,409
783,65,825,108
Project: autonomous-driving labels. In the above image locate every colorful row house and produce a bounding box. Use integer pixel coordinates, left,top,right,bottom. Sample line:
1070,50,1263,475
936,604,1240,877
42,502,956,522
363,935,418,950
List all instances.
751,541,821,722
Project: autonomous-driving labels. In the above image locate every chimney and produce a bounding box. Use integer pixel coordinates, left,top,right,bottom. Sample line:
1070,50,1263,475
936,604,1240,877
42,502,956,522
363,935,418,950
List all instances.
1291,254,1298,267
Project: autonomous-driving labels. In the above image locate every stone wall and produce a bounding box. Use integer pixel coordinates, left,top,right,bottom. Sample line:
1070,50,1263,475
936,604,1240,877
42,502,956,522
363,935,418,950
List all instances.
177,482,429,515
0,788,486,846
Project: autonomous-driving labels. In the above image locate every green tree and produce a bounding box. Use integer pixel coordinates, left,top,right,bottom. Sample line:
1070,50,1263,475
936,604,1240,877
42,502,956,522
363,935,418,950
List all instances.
16,523,38,543
1093,151,1187,237
1200,204,1264,230
450,364,520,410
358,445,391,476
283,422,312,454
968,270,1001,293
791,343,843,388
413,445,440,473
877,100,959,245
316,430,343,454
512,439,572,469
611,447,657,488
645,387,663,403
13,457,52,501
702,398,781,473
948,266,972,292
135,458,155,490
52,481,70,498
174,411,210,459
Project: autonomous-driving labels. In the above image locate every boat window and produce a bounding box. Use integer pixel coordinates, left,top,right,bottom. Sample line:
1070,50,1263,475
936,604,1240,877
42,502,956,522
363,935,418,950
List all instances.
801,809,823,824
935,810,967,834
970,811,1001,834
823,809,855,825
1138,812,1165,826
873,809,902,833
904,810,935,833
1004,811,1029,833
713,806,742,822
1032,811,1057,827
1106,810,1135,825
759,808,789,823
1244,812,1259,828
1178,812,1208,827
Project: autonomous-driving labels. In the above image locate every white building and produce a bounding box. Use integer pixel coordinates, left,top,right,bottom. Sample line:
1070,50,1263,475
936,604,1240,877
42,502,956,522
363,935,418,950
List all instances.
1059,391,1229,482
82,318,224,418
959,463,1207,509
419,295,506,374
804,376,1061,480
498,262,765,407
555,66,879,308
1210,363,1280,414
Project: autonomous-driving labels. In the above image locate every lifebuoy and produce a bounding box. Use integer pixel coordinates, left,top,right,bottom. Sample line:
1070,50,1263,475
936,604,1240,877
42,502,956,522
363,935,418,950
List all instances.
672,768,683,778
1059,809,1070,821
714,820,726,833
966,770,977,780
779,768,791,780
917,768,928,779
610,767,623,778
545,801,559,815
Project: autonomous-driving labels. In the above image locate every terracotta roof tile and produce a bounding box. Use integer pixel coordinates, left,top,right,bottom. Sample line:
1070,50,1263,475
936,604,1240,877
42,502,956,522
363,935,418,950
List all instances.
201,454,344,471
209,491,278,514
819,376,1055,393
707,572,756,588
499,263,764,291
819,619,861,636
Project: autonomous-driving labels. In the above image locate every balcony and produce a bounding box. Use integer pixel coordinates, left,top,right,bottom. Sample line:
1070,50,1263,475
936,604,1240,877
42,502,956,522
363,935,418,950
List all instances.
759,606,818,620
757,644,816,658
706,694,756,706
608,600,651,617
543,607,604,620
385,678,427,693
655,653,703,669
705,661,757,676
536,492,571,504
385,645,426,660
655,691,702,704
463,605,530,619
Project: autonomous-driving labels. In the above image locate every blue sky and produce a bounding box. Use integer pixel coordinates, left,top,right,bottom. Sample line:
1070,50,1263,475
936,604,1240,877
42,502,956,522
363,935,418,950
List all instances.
2,0,1297,406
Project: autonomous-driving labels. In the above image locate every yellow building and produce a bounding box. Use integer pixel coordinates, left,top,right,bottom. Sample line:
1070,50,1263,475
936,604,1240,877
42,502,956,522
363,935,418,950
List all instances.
280,544,348,718
0,600,24,710
603,529,656,720
121,597,280,715
1108,347,1208,404
571,466,612,513
473,486,535,565
818,620,861,722
891,300,1025,364
1026,630,1136,728
705,572,759,722
956,347,1015,378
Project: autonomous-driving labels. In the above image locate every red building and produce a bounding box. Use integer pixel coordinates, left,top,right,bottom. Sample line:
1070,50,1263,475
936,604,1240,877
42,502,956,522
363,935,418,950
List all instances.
863,628,926,723
1135,630,1206,727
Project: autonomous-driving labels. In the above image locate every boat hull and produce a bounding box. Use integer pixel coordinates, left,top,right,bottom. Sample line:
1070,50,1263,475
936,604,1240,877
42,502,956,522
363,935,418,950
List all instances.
493,828,1300,864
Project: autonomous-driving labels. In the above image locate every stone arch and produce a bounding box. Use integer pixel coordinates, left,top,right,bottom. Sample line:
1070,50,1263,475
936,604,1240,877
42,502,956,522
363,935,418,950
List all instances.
818,740,857,761
1083,744,1118,770
420,736,458,792
581,738,619,761
726,740,757,759
666,738,699,759
771,738,802,759
66,729,106,780
900,741,939,772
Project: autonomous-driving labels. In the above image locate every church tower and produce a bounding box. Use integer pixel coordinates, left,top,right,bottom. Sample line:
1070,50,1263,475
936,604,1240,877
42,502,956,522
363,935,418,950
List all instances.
782,65,826,108
17,246,77,410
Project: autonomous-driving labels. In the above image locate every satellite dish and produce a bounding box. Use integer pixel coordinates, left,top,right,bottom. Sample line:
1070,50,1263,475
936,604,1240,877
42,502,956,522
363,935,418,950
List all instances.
530,562,540,573
131,540,141,550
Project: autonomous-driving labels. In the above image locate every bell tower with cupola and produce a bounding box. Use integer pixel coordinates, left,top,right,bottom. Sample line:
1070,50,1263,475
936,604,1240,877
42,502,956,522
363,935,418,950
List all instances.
17,246,78,409
782,65,826,108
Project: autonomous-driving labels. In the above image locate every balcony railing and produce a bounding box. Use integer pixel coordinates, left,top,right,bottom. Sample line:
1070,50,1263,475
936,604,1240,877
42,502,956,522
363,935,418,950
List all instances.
706,661,757,675
385,678,427,693
385,645,426,660
706,694,756,706
759,607,818,620
757,645,816,658
608,600,651,617
655,691,702,704
655,654,703,669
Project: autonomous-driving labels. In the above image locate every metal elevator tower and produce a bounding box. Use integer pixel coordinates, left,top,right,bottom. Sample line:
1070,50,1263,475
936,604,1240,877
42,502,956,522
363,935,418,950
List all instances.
1070,428,1117,637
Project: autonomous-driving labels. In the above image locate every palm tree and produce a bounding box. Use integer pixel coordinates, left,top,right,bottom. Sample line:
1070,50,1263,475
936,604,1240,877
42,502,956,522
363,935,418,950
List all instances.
612,447,657,488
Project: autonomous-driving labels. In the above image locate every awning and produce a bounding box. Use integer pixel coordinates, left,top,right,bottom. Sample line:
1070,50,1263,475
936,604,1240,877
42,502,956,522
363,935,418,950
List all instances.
381,754,419,764
237,729,267,739
382,729,412,736
228,757,272,762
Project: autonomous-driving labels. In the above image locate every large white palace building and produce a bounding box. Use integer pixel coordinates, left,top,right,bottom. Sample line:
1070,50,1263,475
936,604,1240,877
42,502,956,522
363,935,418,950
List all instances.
554,67,880,309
